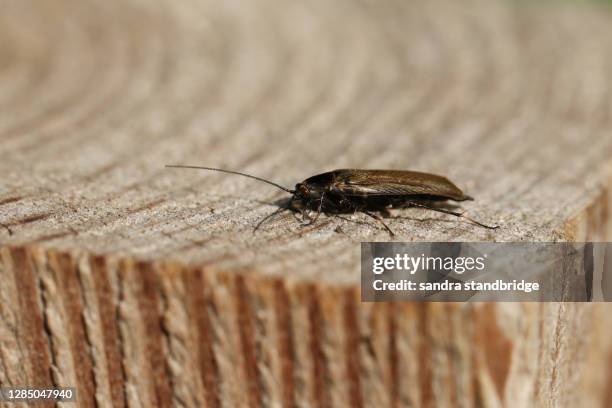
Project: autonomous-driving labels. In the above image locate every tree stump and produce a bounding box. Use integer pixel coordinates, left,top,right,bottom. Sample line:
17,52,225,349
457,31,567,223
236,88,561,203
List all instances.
1,0,612,406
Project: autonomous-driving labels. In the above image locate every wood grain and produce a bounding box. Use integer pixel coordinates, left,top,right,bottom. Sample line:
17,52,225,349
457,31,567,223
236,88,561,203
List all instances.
1,0,612,406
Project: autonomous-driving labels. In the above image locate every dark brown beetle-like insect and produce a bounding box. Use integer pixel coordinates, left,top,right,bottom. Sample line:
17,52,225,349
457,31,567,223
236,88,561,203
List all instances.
166,165,499,235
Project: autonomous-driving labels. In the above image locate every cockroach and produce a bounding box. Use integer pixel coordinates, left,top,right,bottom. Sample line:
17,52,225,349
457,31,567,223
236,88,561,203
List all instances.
165,165,499,235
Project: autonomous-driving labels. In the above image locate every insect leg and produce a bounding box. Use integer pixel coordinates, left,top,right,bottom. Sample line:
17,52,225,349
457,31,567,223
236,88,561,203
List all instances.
299,208,313,224
307,192,325,225
407,201,499,230
362,210,396,236
254,206,288,232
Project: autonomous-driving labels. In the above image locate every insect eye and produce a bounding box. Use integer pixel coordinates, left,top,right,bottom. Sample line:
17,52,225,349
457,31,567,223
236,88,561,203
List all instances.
298,184,309,196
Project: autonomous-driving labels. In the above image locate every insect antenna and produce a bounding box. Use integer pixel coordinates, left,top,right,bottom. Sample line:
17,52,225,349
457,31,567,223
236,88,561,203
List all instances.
407,201,499,230
165,165,295,193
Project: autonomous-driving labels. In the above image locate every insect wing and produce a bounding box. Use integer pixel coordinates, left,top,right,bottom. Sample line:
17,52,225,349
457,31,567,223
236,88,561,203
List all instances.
330,169,467,200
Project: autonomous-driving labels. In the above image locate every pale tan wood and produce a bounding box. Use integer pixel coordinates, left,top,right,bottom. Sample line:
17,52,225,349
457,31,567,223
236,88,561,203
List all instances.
1,0,612,406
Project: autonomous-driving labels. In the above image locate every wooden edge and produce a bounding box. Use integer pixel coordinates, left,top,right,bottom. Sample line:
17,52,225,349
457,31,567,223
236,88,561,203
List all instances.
0,243,610,407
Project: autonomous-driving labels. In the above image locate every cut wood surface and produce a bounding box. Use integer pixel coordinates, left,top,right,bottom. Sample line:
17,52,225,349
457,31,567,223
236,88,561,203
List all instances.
1,0,612,407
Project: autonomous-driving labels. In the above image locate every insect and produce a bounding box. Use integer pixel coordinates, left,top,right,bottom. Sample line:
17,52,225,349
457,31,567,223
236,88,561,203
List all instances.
165,165,499,235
